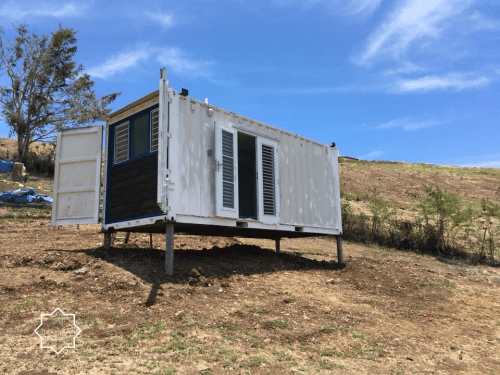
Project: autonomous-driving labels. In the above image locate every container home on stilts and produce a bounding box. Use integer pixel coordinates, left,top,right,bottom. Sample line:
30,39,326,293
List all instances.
51,68,343,275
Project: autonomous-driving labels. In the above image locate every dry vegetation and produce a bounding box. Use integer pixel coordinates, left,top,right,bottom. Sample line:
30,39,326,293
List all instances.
0,225,499,375
0,152,499,374
0,138,55,161
0,137,56,177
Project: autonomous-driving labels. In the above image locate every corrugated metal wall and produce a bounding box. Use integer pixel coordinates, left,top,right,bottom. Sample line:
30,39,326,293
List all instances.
176,98,216,218
174,96,340,231
280,136,339,228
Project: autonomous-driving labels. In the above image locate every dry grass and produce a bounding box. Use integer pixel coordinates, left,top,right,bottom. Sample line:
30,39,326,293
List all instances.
0,222,499,374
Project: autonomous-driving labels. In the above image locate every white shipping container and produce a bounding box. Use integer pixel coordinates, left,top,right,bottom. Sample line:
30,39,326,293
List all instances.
52,68,343,274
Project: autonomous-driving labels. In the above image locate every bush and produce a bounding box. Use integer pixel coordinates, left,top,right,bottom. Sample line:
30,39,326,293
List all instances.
25,144,56,175
5,143,56,176
340,185,498,262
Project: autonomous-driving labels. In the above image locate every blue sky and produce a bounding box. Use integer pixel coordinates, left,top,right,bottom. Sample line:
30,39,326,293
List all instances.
0,0,499,167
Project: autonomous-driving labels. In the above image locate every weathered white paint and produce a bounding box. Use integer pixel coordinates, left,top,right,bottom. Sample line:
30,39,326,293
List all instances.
102,215,169,231
51,126,102,226
55,72,342,237
157,68,169,211
160,94,341,233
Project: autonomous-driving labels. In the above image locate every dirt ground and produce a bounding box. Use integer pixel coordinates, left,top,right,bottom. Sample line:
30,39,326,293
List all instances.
1,220,499,375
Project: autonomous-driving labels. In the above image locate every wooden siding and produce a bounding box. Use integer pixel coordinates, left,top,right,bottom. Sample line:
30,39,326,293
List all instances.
108,153,161,222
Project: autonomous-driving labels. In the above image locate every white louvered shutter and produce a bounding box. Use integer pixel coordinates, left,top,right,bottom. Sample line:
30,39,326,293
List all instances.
215,122,238,218
257,138,280,224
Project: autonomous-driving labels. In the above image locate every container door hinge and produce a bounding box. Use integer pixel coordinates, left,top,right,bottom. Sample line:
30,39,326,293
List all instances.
163,171,174,187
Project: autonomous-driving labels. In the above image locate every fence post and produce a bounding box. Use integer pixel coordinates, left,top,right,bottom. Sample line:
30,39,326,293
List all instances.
490,237,494,261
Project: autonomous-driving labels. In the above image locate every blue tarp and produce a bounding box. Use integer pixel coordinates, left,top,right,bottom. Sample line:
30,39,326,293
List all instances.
0,188,53,204
0,159,14,173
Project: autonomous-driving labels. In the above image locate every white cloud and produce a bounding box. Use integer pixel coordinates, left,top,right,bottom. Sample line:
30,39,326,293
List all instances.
266,0,382,17
444,152,500,168
268,84,378,95
145,11,175,29
344,0,383,16
373,116,440,131
87,46,215,81
156,48,214,80
0,0,89,19
461,160,500,168
358,150,385,160
87,48,150,79
470,10,500,30
392,73,491,93
382,61,427,76
353,0,474,66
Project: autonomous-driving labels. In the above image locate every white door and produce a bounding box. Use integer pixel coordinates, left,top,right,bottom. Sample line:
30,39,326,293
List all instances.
215,122,238,218
51,126,103,225
157,67,169,212
257,138,280,224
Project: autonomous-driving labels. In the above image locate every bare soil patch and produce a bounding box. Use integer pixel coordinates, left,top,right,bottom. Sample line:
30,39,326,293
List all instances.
1,220,499,374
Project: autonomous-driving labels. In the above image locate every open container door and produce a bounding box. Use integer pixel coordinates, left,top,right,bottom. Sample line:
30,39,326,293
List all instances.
157,68,170,213
51,126,103,225
215,122,239,219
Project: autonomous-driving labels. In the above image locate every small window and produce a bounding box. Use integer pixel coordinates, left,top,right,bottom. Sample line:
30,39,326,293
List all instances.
114,122,129,164
131,112,149,157
150,108,159,151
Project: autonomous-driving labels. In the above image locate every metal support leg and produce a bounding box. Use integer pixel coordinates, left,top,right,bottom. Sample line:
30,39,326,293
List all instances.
275,237,281,253
336,235,344,264
150,233,153,249
103,232,112,250
165,224,174,276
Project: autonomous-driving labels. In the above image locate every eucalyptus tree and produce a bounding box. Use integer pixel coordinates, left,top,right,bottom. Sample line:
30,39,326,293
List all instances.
0,24,119,163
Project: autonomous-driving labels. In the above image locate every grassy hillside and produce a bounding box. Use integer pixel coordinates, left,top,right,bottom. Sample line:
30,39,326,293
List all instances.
339,157,500,214
338,157,500,262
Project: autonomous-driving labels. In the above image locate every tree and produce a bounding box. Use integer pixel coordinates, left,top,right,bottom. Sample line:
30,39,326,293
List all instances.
0,24,120,163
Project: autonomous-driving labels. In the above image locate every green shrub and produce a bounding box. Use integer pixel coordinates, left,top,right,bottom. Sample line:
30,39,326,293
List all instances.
340,185,500,263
